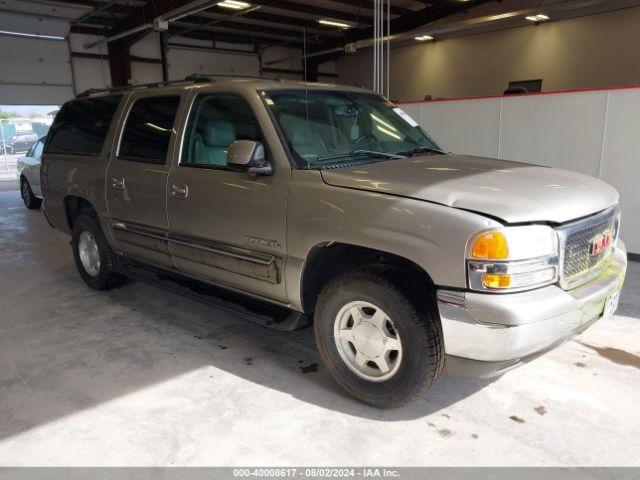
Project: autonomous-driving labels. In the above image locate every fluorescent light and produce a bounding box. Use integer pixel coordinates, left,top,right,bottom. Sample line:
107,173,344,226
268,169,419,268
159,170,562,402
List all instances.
0,29,65,40
414,35,434,41
217,0,250,9
370,113,398,132
318,19,353,29
375,125,402,140
525,14,549,21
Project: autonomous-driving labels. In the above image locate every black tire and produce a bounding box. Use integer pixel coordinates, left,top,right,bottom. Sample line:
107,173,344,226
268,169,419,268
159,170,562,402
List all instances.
314,270,444,408
71,213,126,290
20,177,42,210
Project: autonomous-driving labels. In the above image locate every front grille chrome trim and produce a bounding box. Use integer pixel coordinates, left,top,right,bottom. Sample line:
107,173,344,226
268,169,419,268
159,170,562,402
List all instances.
557,205,619,290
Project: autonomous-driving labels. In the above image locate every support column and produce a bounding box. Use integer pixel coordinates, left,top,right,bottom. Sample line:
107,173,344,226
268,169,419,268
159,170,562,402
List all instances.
107,38,132,87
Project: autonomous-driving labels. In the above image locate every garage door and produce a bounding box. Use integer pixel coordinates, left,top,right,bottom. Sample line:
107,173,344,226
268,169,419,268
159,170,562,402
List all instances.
0,9,74,104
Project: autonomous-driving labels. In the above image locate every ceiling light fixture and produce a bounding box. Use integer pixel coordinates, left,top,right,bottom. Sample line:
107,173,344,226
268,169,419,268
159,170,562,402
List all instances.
318,19,353,29
414,35,434,41
525,14,549,21
218,0,250,9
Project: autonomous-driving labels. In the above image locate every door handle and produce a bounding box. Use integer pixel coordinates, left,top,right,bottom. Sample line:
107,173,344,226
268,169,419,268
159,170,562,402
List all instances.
111,177,125,190
171,183,189,199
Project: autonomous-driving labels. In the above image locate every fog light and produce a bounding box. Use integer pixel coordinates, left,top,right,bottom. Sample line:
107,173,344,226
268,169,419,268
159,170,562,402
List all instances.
482,273,511,288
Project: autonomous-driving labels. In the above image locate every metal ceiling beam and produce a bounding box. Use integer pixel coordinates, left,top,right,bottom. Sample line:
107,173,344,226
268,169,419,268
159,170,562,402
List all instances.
84,22,151,48
249,0,371,25
170,14,339,41
70,0,121,25
170,5,262,38
195,9,340,35
172,20,311,42
69,24,109,34
82,0,226,48
15,0,92,9
167,41,259,55
171,28,295,46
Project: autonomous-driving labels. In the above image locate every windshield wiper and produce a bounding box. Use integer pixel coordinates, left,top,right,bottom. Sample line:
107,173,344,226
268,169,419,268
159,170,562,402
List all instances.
316,149,406,162
397,146,447,156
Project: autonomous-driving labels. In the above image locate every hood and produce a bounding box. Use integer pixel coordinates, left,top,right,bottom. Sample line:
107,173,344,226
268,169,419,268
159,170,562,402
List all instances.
320,155,619,224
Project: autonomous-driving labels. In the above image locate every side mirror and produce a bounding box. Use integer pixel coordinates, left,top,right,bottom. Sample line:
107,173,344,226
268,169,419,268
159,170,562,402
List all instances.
227,140,273,176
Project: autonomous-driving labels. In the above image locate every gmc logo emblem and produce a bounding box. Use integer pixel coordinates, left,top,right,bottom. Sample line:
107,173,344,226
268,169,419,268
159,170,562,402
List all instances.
589,230,613,256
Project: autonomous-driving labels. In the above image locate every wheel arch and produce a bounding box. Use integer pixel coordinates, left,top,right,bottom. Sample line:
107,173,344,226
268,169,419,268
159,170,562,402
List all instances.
299,242,436,316
64,195,98,231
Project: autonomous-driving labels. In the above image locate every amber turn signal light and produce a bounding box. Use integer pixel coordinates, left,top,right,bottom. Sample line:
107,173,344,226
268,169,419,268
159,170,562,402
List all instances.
481,273,511,289
471,231,509,259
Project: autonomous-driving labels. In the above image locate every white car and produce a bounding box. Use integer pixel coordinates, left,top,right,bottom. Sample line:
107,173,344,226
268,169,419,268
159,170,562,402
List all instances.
17,136,45,209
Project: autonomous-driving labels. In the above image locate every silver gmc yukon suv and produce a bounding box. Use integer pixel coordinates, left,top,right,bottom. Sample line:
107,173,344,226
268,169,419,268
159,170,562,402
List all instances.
41,78,627,408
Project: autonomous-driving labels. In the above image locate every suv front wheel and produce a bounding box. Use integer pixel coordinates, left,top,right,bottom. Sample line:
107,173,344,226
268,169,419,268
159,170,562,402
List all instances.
314,270,444,408
71,213,126,290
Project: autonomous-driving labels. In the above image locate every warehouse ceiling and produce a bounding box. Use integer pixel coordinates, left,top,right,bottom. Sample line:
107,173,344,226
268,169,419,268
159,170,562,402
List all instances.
0,0,493,54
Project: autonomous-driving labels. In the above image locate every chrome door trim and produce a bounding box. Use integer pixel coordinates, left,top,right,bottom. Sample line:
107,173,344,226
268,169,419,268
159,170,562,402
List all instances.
112,220,276,267
111,220,167,241
167,233,275,266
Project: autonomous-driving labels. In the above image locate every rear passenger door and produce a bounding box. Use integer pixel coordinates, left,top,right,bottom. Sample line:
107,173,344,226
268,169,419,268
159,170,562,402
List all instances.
106,93,182,269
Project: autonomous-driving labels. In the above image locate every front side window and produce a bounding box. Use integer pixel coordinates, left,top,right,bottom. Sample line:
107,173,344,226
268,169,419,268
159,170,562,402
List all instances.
263,90,441,168
181,93,262,168
119,96,181,165
34,140,44,158
26,142,37,157
45,95,122,156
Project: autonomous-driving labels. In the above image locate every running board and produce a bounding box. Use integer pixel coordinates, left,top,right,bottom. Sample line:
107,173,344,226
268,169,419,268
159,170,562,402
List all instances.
115,259,311,332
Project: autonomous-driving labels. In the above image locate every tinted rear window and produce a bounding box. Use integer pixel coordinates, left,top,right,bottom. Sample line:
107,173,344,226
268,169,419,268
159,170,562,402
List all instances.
45,95,122,156
118,96,181,165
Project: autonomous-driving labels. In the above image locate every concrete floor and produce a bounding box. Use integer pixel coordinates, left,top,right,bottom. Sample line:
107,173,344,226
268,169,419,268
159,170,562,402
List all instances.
1,178,640,466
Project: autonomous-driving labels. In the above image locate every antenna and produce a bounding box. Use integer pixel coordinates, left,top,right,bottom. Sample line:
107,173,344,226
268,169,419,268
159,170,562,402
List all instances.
303,26,311,169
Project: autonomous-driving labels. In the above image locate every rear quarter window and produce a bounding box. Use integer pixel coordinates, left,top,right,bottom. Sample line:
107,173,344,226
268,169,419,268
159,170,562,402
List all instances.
44,95,122,156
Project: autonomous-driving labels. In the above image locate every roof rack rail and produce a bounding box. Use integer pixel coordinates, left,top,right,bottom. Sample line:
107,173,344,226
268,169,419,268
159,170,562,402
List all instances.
74,72,285,99
75,74,214,98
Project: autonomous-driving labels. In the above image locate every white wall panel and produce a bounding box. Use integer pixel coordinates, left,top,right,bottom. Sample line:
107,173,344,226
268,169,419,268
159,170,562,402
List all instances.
167,49,259,79
398,103,421,125
418,98,500,157
499,92,608,176
599,89,640,255
0,11,68,37
72,57,110,93
130,62,162,85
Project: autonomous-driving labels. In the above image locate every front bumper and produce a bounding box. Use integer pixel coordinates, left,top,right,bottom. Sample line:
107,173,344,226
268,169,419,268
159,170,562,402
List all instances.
439,242,627,378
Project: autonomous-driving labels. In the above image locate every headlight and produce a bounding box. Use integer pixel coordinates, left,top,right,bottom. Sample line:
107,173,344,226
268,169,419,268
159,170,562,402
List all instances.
467,226,559,292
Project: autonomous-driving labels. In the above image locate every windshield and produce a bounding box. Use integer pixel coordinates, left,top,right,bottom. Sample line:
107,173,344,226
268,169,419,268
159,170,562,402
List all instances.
262,89,442,168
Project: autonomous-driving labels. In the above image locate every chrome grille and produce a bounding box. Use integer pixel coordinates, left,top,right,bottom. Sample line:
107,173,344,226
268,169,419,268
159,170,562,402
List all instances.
559,207,618,289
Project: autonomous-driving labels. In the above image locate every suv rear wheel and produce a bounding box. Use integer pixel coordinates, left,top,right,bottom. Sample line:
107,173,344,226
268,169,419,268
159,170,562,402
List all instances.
20,177,42,210
314,270,444,408
71,213,126,290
